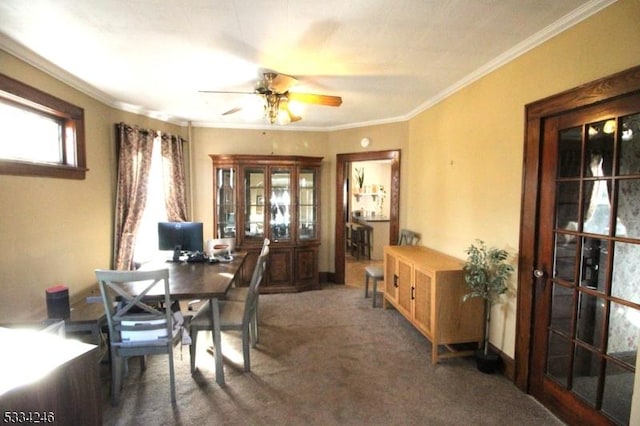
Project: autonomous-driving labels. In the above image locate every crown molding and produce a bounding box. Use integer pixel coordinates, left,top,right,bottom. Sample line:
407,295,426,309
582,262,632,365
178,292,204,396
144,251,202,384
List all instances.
1,0,617,131
407,0,618,119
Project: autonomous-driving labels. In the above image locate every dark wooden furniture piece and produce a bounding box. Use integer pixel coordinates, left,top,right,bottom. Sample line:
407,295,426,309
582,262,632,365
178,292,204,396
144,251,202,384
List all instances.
347,222,372,260
210,155,322,293
66,297,106,347
0,328,101,425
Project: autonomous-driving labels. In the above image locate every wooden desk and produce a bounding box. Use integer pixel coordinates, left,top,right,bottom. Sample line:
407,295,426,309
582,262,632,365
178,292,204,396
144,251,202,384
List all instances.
67,298,106,347
136,253,247,385
0,328,101,424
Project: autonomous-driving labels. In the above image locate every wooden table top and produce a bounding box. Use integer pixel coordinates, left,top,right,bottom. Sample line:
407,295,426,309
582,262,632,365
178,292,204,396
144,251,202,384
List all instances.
135,252,247,300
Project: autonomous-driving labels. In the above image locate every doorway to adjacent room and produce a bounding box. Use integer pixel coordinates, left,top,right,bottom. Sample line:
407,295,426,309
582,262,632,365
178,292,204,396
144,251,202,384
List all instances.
334,150,400,286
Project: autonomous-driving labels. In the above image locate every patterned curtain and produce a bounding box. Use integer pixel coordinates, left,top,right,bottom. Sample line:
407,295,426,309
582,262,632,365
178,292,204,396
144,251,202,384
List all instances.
113,123,155,270
160,133,189,222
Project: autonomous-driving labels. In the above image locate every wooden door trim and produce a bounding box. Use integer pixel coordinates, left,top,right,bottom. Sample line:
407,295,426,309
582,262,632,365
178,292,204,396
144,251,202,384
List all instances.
334,150,401,284
516,65,640,392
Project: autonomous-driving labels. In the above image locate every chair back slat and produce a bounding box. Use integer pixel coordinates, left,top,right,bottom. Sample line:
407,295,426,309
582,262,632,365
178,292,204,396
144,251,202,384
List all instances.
96,268,173,346
398,229,420,246
95,267,179,405
244,244,269,322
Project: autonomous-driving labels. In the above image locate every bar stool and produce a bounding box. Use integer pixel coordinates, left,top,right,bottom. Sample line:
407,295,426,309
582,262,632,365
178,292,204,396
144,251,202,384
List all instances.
351,224,372,260
345,222,354,253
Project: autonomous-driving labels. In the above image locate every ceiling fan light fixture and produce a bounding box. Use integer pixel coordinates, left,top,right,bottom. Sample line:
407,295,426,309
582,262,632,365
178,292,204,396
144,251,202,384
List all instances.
264,93,280,124
203,71,340,124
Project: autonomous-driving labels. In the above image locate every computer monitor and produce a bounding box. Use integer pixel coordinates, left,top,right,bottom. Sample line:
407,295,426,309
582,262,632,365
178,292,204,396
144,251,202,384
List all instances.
158,221,204,261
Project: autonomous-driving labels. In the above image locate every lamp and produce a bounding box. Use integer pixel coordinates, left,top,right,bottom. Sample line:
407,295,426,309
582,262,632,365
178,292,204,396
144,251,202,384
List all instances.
263,93,301,125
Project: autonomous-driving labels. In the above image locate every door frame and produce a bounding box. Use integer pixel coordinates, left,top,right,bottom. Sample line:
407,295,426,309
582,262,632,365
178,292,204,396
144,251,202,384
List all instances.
516,65,640,393
334,150,401,284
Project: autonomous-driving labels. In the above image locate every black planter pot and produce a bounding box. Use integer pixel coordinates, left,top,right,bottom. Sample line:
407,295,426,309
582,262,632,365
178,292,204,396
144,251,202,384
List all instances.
475,349,500,374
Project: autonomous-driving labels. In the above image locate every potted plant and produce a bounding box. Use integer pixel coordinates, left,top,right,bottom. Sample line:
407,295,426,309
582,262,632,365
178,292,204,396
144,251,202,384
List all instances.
463,239,514,373
354,167,365,193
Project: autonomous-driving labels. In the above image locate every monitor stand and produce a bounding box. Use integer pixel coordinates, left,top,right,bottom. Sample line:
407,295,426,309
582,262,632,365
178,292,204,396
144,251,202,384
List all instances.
172,246,182,262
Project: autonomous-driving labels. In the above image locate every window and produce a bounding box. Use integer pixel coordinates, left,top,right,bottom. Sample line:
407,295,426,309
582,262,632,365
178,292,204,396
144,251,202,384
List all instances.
0,73,87,179
133,136,168,264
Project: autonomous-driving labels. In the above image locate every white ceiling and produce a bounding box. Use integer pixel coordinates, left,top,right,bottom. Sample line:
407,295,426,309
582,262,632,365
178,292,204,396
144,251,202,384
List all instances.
0,0,613,131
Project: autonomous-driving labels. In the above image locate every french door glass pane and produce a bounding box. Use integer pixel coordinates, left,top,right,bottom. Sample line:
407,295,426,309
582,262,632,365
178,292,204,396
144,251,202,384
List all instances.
572,345,600,407
607,301,640,363
554,230,578,283
601,360,633,424
550,283,573,334
585,119,615,177
616,179,640,238
558,127,582,178
555,181,580,231
619,113,640,175
547,332,571,387
579,237,608,292
575,292,603,348
611,242,640,305
582,179,612,235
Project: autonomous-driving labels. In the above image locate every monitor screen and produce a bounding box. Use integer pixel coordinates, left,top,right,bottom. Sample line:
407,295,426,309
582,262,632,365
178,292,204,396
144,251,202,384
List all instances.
157,221,203,253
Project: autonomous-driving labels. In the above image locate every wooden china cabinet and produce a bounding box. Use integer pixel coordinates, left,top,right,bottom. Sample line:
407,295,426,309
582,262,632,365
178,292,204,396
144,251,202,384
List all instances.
210,154,323,293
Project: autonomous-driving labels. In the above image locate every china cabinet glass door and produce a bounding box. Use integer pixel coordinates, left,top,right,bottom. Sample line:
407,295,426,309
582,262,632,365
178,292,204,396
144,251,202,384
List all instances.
299,168,318,240
244,167,265,241
215,167,235,238
270,168,291,241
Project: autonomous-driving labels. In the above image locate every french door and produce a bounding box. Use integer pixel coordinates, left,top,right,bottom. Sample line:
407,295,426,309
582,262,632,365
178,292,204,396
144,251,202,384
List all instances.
531,93,640,425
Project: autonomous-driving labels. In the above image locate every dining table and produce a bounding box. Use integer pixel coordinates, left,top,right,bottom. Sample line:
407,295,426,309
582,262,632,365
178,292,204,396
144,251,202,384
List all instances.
134,252,247,385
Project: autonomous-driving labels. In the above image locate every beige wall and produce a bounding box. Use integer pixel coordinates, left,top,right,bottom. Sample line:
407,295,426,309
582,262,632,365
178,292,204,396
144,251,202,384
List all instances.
0,50,185,320
407,0,640,358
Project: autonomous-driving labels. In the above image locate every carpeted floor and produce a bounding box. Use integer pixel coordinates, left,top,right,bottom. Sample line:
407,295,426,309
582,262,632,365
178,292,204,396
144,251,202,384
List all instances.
101,284,563,426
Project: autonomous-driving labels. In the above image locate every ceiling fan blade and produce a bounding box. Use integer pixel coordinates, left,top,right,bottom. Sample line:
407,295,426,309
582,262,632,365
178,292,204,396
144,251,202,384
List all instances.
222,106,242,116
282,103,302,123
288,92,342,107
267,73,298,93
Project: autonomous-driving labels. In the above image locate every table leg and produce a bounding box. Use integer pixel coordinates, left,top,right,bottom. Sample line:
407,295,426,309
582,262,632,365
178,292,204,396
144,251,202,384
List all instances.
209,297,224,385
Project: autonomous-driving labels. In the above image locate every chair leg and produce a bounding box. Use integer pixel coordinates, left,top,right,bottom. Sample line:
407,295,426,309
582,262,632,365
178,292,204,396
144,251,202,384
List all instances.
111,348,122,406
364,273,370,298
242,325,251,372
253,299,260,345
372,277,379,307
168,344,176,404
190,328,198,374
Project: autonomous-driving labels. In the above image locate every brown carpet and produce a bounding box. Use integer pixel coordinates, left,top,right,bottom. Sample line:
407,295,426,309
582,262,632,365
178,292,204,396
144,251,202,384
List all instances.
101,284,563,425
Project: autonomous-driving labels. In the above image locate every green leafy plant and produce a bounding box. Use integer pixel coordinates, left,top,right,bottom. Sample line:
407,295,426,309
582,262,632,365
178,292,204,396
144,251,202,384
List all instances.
354,167,365,189
463,239,514,356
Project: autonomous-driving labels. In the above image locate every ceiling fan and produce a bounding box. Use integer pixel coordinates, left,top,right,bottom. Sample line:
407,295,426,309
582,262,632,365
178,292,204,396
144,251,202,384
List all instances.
200,72,342,125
